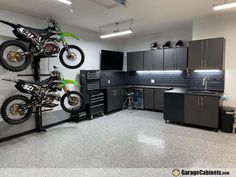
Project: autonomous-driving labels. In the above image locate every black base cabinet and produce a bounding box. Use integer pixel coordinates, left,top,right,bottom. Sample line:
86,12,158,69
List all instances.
164,92,221,130
144,88,169,112
144,88,154,110
164,93,185,123
104,88,124,114
184,95,220,129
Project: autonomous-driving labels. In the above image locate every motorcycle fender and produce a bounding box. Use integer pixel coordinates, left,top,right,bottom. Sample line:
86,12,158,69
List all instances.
60,32,80,40
63,80,80,87
15,39,30,49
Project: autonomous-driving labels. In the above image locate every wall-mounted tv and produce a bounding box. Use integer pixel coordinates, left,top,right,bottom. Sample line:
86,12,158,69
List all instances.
101,50,124,70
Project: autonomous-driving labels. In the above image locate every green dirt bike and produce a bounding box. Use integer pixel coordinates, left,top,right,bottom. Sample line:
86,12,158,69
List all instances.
0,19,85,72
0,66,85,125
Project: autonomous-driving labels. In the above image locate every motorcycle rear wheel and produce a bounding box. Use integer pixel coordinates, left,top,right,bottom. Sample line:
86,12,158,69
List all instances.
0,40,31,72
59,45,85,69
1,95,33,125
60,91,85,113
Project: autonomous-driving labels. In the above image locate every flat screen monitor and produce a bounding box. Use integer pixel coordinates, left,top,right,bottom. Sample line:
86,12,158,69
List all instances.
101,50,123,70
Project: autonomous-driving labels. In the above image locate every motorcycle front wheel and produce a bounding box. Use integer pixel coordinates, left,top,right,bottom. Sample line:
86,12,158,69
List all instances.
59,45,85,69
0,95,33,125
0,40,31,72
60,91,85,113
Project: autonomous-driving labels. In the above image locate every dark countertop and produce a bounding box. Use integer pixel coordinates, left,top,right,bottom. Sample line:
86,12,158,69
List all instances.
102,85,223,97
165,88,223,98
101,85,173,90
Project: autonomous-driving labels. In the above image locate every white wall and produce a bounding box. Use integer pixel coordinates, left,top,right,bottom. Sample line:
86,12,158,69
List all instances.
124,28,193,52
0,9,124,114
192,13,236,107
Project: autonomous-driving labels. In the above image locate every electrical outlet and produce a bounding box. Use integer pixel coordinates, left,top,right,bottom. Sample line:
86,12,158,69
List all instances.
151,79,155,84
108,80,111,84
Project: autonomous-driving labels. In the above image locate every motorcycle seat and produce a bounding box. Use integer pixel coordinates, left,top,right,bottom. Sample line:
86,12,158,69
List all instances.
21,79,50,87
23,26,50,35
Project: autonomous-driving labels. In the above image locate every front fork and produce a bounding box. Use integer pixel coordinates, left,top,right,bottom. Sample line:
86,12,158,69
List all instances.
63,85,73,102
61,39,72,55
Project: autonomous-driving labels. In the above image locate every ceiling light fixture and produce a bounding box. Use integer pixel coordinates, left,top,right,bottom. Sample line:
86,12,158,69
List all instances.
100,28,133,39
213,0,236,10
57,0,72,5
100,19,134,39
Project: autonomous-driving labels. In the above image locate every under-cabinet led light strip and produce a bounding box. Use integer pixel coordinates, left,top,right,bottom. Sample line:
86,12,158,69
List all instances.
194,70,222,73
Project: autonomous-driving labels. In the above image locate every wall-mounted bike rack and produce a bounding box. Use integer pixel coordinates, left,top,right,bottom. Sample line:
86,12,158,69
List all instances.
17,56,54,133
0,55,84,143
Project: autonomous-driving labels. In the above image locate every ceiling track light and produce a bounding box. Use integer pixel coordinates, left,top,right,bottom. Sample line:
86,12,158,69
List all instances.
213,0,236,10
57,0,72,5
100,28,133,39
100,19,134,39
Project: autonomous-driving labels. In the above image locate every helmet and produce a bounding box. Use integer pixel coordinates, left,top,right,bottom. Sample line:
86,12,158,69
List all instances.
175,40,184,48
48,19,61,31
150,42,161,50
163,41,172,49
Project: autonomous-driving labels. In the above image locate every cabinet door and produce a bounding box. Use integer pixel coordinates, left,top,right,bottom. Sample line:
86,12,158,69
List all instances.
107,89,123,112
134,51,144,71
188,40,203,69
144,88,154,110
153,49,164,70
200,96,219,129
205,38,224,69
143,51,153,70
164,93,185,123
127,52,135,71
176,48,187,70
164,48,175,70
154,89,165,111
184,95,201,125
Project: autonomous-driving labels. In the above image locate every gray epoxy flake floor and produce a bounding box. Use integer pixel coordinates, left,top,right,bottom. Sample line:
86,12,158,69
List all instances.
0,110,236,168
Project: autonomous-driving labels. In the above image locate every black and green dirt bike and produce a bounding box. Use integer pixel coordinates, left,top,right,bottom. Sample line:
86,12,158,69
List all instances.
0,19,85,72
0,66,85,125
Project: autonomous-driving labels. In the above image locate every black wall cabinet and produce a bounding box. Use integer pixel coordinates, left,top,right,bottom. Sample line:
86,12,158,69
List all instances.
184,95,220,129
127,51,144,71
144,50,164,70
127,48,187,71
164,48,188,70
188,38,225,70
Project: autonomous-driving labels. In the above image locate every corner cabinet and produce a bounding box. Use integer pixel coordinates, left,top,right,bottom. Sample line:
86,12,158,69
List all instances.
188,38,225,70
184,95,220,129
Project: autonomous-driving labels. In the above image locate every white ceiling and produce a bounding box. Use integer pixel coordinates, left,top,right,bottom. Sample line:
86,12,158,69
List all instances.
0,0,235,37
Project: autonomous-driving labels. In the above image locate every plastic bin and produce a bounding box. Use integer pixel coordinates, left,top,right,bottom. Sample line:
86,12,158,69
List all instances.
221,106,235,133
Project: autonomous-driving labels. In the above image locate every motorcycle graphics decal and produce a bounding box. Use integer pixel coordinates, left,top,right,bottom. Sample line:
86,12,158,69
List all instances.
0,19,85,72
17,27,40,44
22,84,34,92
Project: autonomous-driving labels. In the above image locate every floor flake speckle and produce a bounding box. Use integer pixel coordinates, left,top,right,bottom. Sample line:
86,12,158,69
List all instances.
0,110,236,168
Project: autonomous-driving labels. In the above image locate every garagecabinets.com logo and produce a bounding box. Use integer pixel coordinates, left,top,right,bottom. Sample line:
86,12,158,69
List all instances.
172,169,230,176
